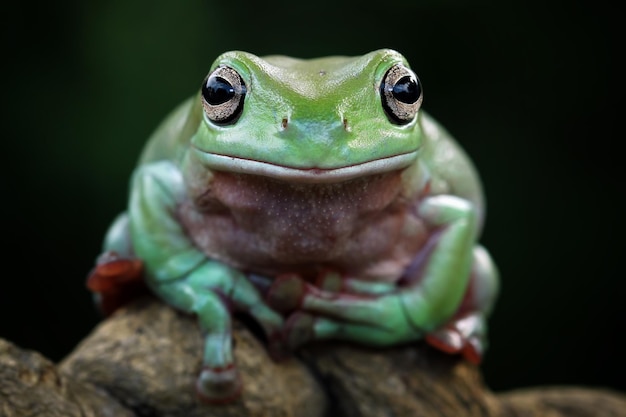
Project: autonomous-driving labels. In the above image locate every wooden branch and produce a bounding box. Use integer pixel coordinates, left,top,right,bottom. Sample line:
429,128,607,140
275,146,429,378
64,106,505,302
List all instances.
0,339,133,417
2,296,624,417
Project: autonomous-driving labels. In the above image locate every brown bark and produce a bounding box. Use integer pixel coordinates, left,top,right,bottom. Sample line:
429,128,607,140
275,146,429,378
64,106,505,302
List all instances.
1,295,624,417
0,339,133,417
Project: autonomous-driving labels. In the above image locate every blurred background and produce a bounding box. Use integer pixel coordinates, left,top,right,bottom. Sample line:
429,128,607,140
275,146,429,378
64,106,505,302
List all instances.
2,0,622,394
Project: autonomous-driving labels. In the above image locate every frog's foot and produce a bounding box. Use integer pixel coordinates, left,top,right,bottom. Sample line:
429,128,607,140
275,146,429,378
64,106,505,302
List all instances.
425,312,486,364
265,271,390,315
86,251,147,316
282,308,415,349
268,274,426,348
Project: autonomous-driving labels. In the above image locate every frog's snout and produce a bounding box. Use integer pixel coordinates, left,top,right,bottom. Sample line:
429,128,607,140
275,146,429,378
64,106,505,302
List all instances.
280,116,350,132
278,112,351,139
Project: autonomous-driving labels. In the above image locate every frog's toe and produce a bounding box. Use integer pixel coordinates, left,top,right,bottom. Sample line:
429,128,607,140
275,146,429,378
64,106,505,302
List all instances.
461,335,483,365
425,312,486,364
284,311,404,348
425,327,485,364
283,312,316,349
86,251,147,316
265,273,307,314
425,328,465,354
195,365,242,404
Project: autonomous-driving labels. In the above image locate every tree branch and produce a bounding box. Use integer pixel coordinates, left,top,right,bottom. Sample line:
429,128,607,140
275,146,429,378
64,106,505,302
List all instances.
2,296,624,417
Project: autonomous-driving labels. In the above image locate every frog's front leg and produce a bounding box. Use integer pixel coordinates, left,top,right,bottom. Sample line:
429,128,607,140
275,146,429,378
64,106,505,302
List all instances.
129,161,284,403
276,195,497,360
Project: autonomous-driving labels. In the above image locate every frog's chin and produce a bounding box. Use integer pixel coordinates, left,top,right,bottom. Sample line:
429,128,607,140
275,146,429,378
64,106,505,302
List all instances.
192,148,418,184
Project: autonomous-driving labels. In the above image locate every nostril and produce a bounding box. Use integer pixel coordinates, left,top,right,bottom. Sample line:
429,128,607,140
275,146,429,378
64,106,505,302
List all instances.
343,118,350,132
281,118,288,129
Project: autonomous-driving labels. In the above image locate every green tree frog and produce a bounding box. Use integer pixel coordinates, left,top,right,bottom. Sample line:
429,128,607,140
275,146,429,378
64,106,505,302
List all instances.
87,49,499,404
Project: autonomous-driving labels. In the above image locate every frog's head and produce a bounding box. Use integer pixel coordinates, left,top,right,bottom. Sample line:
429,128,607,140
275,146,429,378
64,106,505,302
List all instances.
191,49,424,183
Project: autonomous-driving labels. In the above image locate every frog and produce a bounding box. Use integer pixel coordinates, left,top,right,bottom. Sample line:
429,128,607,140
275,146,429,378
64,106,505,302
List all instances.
86,48,499,404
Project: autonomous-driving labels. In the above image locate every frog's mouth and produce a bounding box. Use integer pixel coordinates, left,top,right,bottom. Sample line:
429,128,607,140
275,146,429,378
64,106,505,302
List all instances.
192,148,418,184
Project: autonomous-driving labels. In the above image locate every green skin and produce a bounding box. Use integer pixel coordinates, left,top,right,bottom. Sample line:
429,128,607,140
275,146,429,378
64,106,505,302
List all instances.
98,49,499,403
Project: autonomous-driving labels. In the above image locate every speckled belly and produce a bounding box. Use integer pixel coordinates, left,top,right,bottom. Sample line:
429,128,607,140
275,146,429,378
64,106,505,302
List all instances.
177,170,428,281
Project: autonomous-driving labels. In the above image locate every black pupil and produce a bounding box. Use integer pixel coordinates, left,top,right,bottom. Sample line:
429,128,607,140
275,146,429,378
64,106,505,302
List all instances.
203,75,235,105
392,75,420,104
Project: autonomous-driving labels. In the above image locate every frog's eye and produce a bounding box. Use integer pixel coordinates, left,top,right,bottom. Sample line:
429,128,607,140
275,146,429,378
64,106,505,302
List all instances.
201,66,247,125
380,64,423,125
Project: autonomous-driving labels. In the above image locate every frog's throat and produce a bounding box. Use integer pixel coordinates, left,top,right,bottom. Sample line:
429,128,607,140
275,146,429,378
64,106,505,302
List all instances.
191,148,418,184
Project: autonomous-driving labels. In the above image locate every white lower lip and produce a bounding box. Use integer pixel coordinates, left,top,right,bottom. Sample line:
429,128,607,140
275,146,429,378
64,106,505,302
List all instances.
193,148,418,183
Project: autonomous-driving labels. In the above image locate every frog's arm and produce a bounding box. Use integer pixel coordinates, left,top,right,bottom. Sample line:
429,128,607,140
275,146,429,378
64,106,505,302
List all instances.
280,195,498,362
273,115,498,359
136,94,202,166
419,112,486,230
129,160,283,403
280,194,477,344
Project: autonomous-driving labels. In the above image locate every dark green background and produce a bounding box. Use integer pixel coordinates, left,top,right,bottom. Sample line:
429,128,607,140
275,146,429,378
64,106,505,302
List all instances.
3,0,623,394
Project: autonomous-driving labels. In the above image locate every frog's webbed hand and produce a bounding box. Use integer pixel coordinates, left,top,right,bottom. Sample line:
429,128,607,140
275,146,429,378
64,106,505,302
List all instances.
275,195,494,358
130,161,284,403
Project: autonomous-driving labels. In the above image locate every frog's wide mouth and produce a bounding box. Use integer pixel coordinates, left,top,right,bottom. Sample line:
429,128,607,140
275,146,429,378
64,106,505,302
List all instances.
192,147,418,184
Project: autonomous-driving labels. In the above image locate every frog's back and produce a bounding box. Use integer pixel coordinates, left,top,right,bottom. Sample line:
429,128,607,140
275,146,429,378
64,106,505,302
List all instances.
419,112,486,229
137,94,203,166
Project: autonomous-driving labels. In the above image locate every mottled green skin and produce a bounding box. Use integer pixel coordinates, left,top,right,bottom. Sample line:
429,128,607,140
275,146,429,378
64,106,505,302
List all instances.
100,49,499,403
